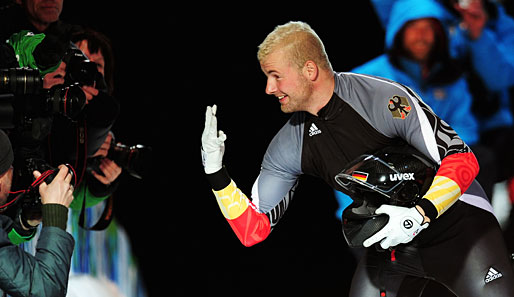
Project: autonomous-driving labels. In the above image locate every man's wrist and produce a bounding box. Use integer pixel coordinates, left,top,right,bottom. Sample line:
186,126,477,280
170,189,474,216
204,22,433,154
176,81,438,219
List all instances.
41,204,68,230
19,214,38,231
206,166,231,191
415,205,431,224
417,198,438,222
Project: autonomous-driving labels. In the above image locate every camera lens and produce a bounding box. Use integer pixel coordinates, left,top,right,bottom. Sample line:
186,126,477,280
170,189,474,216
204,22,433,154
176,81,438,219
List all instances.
47,83,86,119
109,143,151,179
0,68,42,95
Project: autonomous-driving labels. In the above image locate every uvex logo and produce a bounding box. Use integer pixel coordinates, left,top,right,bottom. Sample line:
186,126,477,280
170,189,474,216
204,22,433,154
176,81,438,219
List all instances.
389,173,415,181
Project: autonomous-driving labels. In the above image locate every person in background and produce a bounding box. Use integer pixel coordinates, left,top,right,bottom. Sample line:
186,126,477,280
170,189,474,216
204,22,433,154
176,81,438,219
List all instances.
369,0,514,235
0,129,75,297
349,0,495,197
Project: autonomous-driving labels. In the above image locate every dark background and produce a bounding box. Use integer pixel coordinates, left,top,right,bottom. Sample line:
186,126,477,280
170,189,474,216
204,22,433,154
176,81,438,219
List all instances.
58,1,513,296
58,2,384,296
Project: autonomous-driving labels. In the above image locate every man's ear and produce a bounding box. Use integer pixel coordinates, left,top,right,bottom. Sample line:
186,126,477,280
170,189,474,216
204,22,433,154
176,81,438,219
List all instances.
303,60,319,81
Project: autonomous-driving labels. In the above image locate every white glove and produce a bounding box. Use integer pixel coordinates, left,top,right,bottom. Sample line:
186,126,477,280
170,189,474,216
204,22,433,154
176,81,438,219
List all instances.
201,105,227,174
363,205,429,249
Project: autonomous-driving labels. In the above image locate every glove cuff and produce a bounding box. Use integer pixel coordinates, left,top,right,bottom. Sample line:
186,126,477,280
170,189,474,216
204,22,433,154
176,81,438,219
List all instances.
417,198,438,221
206,166,231,191
201,148,223,174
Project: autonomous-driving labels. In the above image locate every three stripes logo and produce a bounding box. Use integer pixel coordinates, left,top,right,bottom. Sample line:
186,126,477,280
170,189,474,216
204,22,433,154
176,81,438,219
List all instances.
309,123,322,137
484,267,503,284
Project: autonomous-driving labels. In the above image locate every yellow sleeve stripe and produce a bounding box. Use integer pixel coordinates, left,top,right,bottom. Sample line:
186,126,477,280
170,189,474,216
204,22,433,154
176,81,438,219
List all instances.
212,180,250,220
423,176,461,217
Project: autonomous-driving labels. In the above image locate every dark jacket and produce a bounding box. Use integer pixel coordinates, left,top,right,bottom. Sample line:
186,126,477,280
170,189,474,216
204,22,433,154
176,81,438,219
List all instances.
0,210,74,297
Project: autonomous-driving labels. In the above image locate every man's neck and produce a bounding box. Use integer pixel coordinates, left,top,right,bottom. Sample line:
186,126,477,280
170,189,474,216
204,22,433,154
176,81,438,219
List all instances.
29,19,51,33
309,71,335,116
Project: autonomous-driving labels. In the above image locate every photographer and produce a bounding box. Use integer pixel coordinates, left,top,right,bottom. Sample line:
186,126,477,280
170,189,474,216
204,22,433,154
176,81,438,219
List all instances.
0,27,119,193
0,129,74,297
69,131,121,211
47,29,121,213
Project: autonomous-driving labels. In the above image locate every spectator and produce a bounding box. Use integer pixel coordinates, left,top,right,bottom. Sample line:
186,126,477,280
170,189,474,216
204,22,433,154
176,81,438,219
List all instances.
351,0,496,198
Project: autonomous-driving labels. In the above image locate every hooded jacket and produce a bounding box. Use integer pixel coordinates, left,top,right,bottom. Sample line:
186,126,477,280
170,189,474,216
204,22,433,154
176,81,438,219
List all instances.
370,0,514,132
353,0,479,145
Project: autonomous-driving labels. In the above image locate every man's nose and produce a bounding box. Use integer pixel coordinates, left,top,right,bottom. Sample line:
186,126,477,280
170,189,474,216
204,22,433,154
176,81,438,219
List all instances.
265,78,277,95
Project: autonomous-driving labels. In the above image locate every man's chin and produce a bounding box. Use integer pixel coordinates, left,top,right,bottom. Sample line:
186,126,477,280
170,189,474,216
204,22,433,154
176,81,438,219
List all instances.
280,100,297,113
280,105,295,113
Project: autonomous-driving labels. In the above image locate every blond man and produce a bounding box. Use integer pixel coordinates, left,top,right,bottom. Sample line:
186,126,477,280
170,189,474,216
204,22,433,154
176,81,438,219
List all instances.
202,21,514,296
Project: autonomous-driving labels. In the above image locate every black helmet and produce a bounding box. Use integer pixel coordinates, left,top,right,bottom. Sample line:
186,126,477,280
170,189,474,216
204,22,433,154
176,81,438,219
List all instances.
335,145,438,248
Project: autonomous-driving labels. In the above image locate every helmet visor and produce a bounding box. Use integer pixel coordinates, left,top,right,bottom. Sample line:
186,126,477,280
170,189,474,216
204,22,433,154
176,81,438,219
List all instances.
335,154,405,198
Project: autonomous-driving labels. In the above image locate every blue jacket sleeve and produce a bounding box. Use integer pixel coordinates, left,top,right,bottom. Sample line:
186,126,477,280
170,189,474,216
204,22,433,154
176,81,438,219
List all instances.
450,4,514,90
443,78,479,145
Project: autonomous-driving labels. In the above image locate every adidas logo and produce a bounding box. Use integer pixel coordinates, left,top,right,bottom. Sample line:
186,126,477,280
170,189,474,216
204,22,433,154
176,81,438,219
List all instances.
485,267,503,284
309,123,322,137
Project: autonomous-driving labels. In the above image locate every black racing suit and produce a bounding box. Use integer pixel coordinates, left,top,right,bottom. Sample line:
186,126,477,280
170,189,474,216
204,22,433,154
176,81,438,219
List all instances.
206,72,514,296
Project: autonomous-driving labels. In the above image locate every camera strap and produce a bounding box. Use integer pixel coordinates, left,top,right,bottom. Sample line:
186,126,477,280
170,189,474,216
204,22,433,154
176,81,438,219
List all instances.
2,169,57,212
74,119,88,186
71,116,113,231
78,190,114,231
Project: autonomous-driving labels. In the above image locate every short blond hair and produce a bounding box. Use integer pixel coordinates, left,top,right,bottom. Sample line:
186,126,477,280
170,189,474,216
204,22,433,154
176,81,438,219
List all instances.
257,21,332,71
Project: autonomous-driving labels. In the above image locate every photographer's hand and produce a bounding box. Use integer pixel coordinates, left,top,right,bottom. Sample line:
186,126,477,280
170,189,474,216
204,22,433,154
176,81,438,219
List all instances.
20,212,42,230
454,0,488,40
34,165,74,207
42,61,66,89
82,85,99,102
90,132,121,185
91,158,122,185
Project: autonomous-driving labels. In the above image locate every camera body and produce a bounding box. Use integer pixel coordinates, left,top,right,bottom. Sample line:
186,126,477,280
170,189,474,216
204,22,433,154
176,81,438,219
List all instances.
18,158,75,214
62,43,103,89
88,142,151,179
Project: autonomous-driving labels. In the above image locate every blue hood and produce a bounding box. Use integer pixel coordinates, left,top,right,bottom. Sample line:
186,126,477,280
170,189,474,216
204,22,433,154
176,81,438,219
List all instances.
385,0,451,49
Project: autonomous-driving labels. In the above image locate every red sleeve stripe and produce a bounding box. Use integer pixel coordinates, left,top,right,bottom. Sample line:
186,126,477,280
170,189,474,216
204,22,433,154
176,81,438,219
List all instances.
435,152,479,192
422,151,480,218
212,180,271,247
226,203,271,247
